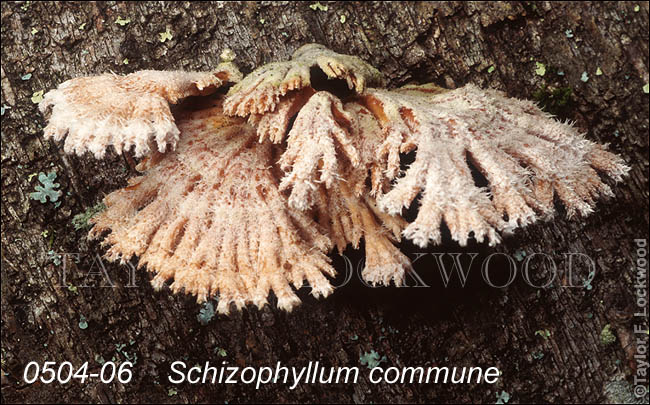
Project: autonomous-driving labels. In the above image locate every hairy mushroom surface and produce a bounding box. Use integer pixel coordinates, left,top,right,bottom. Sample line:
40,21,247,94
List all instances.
39,44,629,312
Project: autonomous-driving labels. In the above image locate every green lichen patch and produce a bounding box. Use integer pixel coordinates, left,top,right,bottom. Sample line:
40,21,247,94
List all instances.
47,250,62,266
29,171,62,204
309,2,328,12
360,350,386,369
115,16,131,26
72,202,106,230
159,28,173,43
513,249,526,262
197,301,216,325
31,90,44,104
78,315,89,330
213,347,227,357
600,324,616,345
532,85,573,116
583,269,596,290
535,329,551,340
496,390,511,404
220,48,236,63
67,283,78,295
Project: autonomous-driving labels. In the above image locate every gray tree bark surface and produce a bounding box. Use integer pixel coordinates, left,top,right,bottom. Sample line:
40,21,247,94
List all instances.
1,1,648,403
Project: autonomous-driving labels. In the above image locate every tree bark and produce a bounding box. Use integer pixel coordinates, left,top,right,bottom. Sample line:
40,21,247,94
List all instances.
1,1,648,403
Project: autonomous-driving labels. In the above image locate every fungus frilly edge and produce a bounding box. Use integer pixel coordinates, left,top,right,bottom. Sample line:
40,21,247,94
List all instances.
38,44,629,314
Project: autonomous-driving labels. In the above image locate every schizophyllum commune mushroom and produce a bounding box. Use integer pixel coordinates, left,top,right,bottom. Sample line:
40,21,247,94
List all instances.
39,44,629,313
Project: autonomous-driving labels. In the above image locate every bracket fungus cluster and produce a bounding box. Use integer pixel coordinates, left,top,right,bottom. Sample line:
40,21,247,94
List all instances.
39,44,629,313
